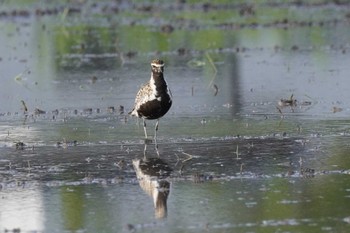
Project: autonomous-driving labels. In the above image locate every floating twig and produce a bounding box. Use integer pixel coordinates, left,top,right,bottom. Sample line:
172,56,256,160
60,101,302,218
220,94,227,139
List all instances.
179,164,185,175
177,152,195,174
27,160,31,173
182,152,193,163
175,153,180,167
21,100,28,114
240,163,244,175
213,84,219,96
115,160,125,169
34,108,46,115
233,145,241,159
333,106,343,113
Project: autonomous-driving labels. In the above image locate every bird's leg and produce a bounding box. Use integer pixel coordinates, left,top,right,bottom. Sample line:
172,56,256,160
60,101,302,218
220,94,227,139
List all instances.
154,119,160,157
143,118,148,139
143,143,147,159
154,119,159,140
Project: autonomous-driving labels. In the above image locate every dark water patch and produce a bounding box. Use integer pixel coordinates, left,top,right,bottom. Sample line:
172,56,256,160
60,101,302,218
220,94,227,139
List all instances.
0,135,347,189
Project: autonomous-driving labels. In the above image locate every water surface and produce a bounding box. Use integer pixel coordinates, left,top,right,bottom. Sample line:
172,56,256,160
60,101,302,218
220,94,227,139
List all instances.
1,1,350,232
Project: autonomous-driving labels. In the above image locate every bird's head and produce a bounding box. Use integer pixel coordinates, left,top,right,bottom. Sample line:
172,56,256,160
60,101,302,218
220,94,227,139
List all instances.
151,59,164,73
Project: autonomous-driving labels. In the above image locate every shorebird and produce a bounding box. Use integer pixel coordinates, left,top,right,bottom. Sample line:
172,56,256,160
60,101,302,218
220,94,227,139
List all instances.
129,59,172,144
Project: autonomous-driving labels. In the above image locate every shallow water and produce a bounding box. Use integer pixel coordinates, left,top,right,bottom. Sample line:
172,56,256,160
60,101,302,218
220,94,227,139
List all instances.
1,1,350,232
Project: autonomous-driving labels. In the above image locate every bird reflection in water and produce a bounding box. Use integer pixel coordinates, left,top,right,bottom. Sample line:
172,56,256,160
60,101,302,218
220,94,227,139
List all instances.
132,147,172,219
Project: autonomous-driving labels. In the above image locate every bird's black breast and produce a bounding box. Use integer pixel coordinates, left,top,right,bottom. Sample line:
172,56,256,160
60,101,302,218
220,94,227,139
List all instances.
137,94,172,120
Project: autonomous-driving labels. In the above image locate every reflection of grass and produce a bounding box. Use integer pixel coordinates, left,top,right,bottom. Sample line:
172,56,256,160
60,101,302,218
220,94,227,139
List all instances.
4,0,348,77
175,10,241,25
205,52,217,88
61,186,85,231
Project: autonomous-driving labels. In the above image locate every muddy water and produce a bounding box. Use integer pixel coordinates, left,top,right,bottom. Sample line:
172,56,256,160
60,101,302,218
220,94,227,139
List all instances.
1,1,350,233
